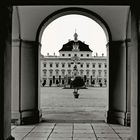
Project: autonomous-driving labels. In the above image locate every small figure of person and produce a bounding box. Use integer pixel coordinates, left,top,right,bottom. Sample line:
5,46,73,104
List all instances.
42,80,46,87
100,83,102,87
49,80,52,87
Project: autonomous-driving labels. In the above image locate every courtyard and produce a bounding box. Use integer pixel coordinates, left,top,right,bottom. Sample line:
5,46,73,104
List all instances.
41,87,108,122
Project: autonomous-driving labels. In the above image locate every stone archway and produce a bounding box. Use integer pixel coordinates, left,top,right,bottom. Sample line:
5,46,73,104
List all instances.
36,7,110,122
11,6,131,126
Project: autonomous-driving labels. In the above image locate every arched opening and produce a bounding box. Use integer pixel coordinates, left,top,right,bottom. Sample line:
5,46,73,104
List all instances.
37,8,111,123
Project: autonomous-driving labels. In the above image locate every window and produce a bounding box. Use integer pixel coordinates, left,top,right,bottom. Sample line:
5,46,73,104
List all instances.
43,63,46,67
98,70,102,77
62,70,65,76
56,63,59,68
105,63,107,68
86,70,89,75
74,54,77,56
92,70,95,77
87,54,89,57
86,63,89,68
68,63,71,68
92,63,95,68
68,70,71,75
43,69,47,76
62,54,65,56
56,70,59,76
104,70,107,77
81,64,83,68
44,71,46,75
81,54,83,57
98,63,101,68
104,79,107,85
49,70,53,76
80,70,83,75
62,63,65,68
50,63,53,67
68,54,71,57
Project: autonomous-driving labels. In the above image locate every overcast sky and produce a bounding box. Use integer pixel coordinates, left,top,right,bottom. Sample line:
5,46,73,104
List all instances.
41,14,107,56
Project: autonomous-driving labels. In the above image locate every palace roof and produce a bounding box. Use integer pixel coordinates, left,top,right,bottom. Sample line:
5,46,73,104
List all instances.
59,40,92,52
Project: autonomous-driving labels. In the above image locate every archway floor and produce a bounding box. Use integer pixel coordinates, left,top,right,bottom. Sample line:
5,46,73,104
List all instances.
11,122,130,140
41,87,107,123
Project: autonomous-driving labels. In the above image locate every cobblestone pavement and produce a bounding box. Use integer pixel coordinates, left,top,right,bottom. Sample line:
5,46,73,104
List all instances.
11,122,131,140
41,87,108,122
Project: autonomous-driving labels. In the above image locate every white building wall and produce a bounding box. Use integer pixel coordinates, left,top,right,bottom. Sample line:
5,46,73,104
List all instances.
40,54,107,87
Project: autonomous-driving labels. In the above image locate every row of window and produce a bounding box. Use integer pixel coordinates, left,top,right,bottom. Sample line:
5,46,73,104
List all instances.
43,70,107,77
62,53,90,57
43,63,107,68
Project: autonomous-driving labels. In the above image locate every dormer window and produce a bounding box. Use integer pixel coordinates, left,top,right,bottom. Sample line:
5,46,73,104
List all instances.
72,43,79,51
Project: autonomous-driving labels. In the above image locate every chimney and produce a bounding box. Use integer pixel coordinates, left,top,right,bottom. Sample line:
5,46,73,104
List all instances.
102,53,104,56
47,53,49,56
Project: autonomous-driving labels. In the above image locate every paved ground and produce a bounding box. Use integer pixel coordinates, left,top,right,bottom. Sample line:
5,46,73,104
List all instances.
11,122,130,140
41,87,108,122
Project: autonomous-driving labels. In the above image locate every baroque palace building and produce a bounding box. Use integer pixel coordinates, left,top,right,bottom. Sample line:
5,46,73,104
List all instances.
40,32,107,87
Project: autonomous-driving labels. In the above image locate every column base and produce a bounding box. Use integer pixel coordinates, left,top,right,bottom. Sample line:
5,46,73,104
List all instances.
106,110,130,126
6,135,15,140
21,109,42,125
11,111,20,125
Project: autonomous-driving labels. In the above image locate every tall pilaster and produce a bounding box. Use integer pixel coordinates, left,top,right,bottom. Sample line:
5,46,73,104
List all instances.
107,40,130,126
11,39,42,125
130,2,140,140
20,40,42,124
0,5,14,140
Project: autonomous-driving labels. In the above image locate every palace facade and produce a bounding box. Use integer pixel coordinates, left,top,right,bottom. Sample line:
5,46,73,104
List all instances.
40,33,107,87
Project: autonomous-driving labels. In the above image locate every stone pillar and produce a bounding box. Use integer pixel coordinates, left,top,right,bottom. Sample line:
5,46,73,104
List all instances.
130,3,140,140
20,40,42,124
106,40,130,126
0,6,14,140
125,39,131,126
11,40,20,124
12,39,42,125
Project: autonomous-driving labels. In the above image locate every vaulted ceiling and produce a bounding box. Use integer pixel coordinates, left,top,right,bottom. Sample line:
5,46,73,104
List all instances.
12,6,130,42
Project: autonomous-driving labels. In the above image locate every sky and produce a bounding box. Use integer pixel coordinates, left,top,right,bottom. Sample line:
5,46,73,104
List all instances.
41,14,107,56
